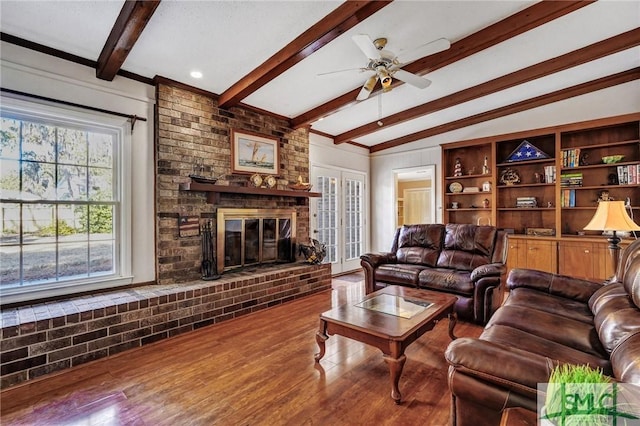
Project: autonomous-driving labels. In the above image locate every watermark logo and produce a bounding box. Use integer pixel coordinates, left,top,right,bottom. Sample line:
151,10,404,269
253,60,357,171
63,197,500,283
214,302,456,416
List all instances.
537,382,640,425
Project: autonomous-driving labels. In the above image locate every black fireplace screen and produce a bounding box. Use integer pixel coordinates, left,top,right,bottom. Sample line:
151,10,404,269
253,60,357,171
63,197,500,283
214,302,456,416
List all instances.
218,209,296,273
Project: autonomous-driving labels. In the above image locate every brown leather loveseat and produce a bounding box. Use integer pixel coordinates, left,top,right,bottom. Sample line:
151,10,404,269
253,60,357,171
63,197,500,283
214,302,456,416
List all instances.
360,224,508,324
445,238,640,426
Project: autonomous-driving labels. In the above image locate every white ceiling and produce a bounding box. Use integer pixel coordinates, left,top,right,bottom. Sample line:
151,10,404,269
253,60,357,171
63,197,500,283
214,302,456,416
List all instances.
1,0,638,151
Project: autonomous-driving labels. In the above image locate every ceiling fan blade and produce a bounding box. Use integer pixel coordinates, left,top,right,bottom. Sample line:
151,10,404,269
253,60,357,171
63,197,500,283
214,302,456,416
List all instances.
317,67,369,77
394,38,451,66
392,69,431,89
352,34,381,60
356,75,378,101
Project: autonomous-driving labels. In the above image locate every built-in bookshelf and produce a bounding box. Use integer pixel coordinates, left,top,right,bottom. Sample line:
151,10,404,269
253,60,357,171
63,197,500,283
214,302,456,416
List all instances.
441,113,640,280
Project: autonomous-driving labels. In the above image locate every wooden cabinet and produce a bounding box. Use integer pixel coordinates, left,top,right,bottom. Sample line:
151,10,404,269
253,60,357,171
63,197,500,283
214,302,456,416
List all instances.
442,113,640,279
558,241,605,281
523,239,556,273
506,236,556,275
505,237,526,276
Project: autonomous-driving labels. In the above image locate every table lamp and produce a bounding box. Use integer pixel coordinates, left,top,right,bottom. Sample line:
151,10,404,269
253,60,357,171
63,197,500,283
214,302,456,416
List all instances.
583,200,640,281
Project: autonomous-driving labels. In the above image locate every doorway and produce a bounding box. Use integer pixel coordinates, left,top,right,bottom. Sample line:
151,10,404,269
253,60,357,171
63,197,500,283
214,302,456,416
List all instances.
310,166,366,274
394,165,436,228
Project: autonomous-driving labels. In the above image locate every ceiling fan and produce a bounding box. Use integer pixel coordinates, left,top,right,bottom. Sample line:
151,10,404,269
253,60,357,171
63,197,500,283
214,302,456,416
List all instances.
320,34,451,101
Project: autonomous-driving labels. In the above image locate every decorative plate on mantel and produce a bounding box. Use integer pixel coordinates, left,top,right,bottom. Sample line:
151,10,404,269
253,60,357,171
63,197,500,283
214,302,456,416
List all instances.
265,175,277,188
249,174,263,187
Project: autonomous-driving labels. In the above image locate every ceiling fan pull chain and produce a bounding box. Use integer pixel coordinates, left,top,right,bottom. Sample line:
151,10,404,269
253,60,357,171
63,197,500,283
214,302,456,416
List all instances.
377,93,383,127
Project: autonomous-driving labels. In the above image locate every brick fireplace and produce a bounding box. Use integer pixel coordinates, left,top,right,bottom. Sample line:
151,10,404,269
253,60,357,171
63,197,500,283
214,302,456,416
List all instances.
155,82,314,285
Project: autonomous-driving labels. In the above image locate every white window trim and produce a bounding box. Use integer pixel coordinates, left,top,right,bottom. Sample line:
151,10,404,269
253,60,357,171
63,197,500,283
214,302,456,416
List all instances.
0,95,133,304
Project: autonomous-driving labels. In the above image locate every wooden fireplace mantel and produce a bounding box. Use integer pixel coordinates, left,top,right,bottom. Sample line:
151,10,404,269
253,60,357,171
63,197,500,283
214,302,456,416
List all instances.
179,181,321,204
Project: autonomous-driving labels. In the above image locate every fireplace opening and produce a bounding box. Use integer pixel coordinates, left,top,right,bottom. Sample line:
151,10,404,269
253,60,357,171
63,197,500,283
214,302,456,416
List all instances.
217,208,296,274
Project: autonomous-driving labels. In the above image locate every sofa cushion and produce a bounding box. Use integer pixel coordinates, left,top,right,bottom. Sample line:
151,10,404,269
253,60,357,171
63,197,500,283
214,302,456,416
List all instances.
375,264,424,286
437,224,496,271
480,325,612,375
506,287,593,324
486,305,607,359
395,224,444,267
419,268,474,296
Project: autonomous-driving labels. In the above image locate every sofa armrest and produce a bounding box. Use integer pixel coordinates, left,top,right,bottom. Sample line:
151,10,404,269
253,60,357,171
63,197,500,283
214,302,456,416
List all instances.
507,268,602,303
360,252,397,294
359,252,396,268
470,262,505,282
445,337,553,395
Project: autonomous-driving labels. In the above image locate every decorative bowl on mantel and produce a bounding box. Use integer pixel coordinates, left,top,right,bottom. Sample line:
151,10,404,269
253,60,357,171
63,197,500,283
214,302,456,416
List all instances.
288,183,313,191
288,175,312,191
602,155,624,164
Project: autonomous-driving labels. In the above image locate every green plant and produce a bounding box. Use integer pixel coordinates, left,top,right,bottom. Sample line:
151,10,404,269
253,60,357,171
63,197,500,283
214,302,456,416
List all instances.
543,364,611,426
37,221,77,237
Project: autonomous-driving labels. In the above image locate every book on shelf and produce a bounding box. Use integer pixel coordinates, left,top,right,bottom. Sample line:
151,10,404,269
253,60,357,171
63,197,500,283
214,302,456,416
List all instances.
560,189,576,208
544,165,556,183
617,164,640,185
516,197,537,208
561,148,581,168
560,172,583,187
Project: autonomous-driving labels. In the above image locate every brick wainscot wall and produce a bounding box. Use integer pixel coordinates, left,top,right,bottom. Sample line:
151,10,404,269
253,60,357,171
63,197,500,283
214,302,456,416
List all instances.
0,82,331,388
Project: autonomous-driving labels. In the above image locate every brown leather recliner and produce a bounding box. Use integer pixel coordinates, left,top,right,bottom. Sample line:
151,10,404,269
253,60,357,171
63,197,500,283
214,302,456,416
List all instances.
445,238,640,426
360,223,508,324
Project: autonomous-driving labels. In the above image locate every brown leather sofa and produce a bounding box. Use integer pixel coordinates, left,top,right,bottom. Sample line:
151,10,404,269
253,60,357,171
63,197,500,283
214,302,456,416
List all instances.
445,238,640,426
360,224,508,324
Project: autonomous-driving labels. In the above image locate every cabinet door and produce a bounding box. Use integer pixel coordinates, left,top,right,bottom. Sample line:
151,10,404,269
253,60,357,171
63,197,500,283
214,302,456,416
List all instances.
506,238,527,276
558,242,595,280
525,240,556,273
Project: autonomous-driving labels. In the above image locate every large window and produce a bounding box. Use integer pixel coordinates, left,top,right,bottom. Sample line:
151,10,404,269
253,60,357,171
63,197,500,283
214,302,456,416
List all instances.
0,97,132,303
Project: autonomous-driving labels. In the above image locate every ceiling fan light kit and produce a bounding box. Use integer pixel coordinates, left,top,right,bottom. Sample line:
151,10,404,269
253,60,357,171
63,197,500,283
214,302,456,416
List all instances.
334,34,451,101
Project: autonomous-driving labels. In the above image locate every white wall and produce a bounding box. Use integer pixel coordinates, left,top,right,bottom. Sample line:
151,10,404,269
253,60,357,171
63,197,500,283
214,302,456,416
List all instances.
0,42,157,284
370,82,640,252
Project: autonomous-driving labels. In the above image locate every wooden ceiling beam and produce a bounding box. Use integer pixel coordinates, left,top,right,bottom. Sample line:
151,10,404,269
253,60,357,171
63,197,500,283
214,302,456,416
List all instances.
217,0,392,109
96,0,161,81
369,68,640,153
335,28,640,144
291,0,593,129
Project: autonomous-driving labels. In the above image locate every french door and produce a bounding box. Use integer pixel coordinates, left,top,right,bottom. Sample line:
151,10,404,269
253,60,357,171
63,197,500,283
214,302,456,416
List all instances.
311,166,366,274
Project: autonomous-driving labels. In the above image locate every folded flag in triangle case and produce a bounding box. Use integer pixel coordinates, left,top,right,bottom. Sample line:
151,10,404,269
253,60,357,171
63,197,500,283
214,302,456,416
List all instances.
506,140,550,162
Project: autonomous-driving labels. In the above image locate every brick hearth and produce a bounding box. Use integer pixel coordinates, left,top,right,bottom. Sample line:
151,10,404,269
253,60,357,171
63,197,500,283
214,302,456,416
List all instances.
0,263,331,388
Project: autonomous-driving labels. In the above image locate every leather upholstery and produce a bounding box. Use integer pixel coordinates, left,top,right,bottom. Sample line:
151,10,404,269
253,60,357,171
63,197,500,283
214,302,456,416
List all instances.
445,238,640,425
360,223,508,324
396,223,443,267
437,224,497,271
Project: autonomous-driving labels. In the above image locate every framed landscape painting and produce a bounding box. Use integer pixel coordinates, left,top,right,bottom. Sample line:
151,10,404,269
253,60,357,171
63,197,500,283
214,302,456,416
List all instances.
231,129,279,175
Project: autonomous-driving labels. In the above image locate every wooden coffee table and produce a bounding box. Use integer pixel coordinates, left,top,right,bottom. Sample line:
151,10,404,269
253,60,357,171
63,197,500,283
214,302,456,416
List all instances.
314,285,457,404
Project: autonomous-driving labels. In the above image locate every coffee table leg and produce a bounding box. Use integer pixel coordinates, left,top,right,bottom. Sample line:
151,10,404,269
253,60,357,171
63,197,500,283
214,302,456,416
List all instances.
314,319,328,362
448,312,458,340
383,353,406,404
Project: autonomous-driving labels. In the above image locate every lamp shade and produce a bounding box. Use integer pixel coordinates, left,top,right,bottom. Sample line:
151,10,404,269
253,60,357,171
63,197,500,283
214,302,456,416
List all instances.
583,201,640,231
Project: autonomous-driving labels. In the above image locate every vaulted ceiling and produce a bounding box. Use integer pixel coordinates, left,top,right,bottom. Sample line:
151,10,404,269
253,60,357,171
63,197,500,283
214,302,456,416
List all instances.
1,1,638,152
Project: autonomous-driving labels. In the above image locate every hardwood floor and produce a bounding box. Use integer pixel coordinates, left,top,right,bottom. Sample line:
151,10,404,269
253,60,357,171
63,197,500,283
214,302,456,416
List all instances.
0,273,483,425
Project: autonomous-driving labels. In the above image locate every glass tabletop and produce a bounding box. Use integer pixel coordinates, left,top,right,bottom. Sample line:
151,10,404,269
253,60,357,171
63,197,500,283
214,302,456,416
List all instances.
355,293,433,319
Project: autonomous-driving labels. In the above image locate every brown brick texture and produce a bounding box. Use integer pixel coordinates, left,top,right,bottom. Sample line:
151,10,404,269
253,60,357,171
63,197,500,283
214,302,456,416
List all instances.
156,84,312,285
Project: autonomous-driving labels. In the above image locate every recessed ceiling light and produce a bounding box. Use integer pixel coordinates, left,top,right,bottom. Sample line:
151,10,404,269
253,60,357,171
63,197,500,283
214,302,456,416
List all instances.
190,71,203,79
